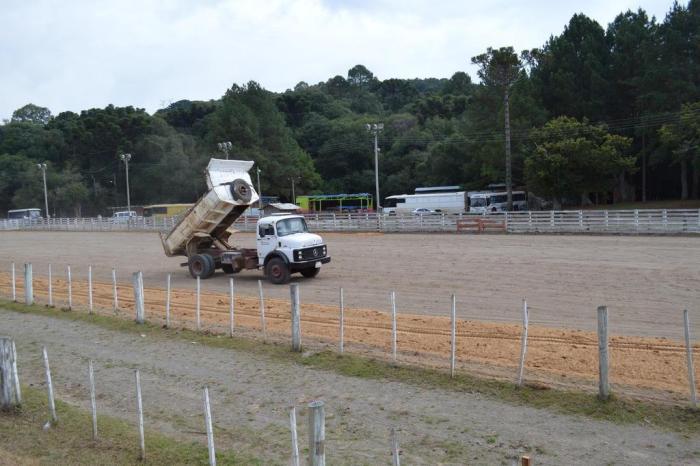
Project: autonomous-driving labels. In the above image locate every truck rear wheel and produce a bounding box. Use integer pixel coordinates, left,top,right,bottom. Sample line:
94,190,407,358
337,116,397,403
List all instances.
265,257,290,284
300,268,320,278
189,254,215,279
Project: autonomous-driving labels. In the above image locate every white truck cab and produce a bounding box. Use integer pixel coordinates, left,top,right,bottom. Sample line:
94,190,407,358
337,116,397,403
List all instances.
255,214,330,284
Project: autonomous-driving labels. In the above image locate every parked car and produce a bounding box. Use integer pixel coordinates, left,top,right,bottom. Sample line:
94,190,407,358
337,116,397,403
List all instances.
111,211,138,223
412,208,436,215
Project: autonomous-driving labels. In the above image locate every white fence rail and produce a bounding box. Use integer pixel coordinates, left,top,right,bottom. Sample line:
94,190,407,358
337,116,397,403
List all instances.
2,209,699,235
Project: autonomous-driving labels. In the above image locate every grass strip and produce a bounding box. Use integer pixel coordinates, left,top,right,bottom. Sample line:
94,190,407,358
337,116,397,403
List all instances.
0,385,258,465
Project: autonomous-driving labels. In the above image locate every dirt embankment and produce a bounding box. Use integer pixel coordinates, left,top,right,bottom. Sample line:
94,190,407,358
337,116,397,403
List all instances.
3,272,698,399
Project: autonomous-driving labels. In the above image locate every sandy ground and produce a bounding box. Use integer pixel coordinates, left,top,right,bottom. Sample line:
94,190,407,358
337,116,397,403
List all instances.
4,310,699,465
3,273,699,400
1,231,699,340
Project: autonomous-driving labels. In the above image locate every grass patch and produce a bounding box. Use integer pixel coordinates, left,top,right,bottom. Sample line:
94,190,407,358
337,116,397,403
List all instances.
0,386,258,465
2,299,699,436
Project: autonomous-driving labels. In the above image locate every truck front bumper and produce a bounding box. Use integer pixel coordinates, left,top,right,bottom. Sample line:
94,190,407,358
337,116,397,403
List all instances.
293,257,331,270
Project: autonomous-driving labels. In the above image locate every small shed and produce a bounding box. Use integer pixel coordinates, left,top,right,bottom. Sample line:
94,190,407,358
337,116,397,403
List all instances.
262,203,301,216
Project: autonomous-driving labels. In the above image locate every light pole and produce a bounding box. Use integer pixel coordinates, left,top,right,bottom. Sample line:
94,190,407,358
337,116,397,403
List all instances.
366,123,383,212
217,141,232,159
37,163,49,219
256,167,262,210
119,153,132,216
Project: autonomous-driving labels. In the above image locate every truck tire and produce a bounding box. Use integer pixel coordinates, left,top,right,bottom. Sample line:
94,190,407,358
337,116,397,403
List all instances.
230,179,252,203
188,254,215,279
265,257,290,284
300,268,320,278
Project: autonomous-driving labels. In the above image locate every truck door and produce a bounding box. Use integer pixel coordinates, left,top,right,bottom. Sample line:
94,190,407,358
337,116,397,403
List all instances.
256,222,277,265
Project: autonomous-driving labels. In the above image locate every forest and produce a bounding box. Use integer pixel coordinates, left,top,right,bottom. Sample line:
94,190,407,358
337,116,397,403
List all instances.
0,1,698,216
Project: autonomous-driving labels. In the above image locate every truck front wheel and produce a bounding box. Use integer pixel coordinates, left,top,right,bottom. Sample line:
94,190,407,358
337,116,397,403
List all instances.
265,257,290,284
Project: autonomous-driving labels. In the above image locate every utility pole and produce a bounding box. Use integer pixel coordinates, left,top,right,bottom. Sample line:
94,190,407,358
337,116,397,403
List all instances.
217,141,232,159
37,163,49,219
256,167,262,210
366,123,383,212
119,153,132,216
504,88,512,211
289,176,300,204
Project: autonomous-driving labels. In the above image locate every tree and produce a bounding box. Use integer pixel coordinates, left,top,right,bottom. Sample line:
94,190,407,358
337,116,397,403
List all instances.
528,14,611,121
11,104,52,125
525,117,634,208
347,64,375,87
658,102,700,200
471,46,523,210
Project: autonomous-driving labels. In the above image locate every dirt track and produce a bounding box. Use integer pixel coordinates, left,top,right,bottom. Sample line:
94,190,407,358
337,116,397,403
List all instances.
1,230,699,339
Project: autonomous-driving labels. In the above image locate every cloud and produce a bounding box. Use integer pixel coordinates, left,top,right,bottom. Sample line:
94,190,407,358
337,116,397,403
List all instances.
0,0,673,120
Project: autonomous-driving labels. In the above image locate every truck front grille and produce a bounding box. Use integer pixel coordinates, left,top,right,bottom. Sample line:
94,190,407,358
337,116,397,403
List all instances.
296,246,326,261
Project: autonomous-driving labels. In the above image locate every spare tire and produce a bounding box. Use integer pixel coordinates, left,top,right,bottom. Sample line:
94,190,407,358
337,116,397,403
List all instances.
230,179,252,203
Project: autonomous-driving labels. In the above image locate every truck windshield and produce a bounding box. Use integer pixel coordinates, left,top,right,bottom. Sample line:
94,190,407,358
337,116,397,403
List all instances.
470,198,487,207
276,218,308,236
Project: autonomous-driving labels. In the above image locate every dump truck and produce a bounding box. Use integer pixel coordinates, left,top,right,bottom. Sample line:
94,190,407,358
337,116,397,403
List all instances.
160,159,330,284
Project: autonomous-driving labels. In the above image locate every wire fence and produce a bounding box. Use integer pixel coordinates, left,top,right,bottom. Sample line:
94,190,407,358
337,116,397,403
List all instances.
2,261,698,405
2,209,700,234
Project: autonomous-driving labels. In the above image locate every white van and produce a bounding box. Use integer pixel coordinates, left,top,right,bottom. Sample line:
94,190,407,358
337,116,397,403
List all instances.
469,191,527,213
111,211,138,223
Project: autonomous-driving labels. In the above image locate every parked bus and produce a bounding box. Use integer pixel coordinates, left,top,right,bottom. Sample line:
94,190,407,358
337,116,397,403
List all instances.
143,203,193,220
384,192,467,214
468,191,527,213
7,208,42,220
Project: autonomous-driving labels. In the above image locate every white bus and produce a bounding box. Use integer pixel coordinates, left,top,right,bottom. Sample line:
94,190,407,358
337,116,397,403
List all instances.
468,191,527,213
7,208,42,220
384,191,467,214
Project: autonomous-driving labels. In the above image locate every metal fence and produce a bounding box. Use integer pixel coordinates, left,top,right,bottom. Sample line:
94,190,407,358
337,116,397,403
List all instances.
2,209,700,235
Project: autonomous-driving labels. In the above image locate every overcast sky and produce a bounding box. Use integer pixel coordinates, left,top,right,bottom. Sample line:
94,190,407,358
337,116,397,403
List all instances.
0,0,673,122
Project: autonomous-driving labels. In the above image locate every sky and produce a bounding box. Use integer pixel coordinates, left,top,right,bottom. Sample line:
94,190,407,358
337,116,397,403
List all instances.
0,0,674,122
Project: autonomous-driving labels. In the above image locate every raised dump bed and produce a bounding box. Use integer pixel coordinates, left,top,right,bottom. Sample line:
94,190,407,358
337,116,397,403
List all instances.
160,159,259,258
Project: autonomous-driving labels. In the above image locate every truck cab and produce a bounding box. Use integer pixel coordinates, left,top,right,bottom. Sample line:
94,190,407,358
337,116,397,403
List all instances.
256,214,330,284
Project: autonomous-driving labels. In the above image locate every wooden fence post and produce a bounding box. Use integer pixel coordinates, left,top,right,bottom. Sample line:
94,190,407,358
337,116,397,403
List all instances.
289,406,300,466
42,346,58,425
48,264,53,307
683,310,698,407
517,299,529,387
24,263,33,305
203,386,216,466
391,427,401,466
67,265,72,310
308,400,325,466
258,280,266,337
521,455,532,466
0,337,21,409
135,369,145,460
597,306,610,400
229,278,235,337
88,265,93,314
88,360,97,440
290,284,301,351
391,291,397,362
165,274,171,328
112,268,118,312
450,294,456,378
132,272,145,324
196,276,201,331
339,288,344,354
11,262,16,302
